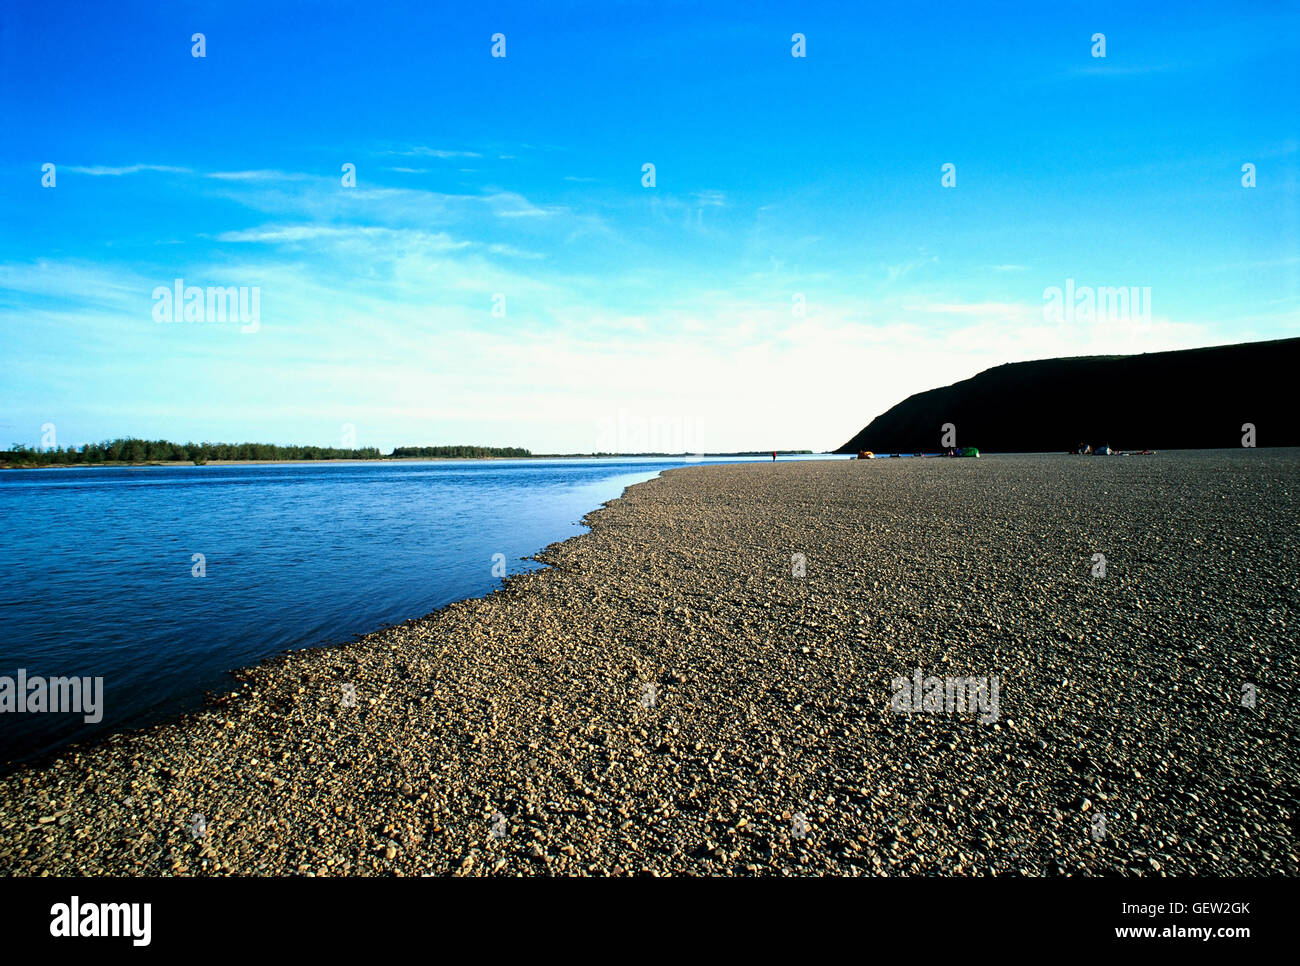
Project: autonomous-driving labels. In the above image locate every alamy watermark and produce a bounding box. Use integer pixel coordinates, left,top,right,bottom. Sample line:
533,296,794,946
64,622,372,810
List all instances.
890,667,1000,724
152,278,260,333
594,408,705,454
50,897,151,946
1043,278,1150,324
0,669,103,723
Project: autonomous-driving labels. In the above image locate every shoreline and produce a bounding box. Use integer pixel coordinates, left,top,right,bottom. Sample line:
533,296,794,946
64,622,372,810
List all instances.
0,469,664,776
1,457,537,470
1,457,524,469
1,454,826,471
2,453,1296,875
5,447,1292,471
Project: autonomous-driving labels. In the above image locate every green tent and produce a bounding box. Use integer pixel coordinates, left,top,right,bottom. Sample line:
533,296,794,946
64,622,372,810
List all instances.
960,446,980,458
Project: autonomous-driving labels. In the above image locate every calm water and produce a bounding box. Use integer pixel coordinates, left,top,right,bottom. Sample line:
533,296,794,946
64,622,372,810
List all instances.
0,456,838,765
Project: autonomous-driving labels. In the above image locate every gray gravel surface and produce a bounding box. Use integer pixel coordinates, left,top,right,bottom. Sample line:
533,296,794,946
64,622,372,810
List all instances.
1,450,1296,875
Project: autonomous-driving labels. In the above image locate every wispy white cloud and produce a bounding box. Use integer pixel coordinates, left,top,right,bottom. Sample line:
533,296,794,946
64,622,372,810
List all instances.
901,299,1040,323
887,255,938,281
214,225,470,251
207,169,313,182
485,191,566,218
487,243,545,259
63,164,190,176
383,147,483,159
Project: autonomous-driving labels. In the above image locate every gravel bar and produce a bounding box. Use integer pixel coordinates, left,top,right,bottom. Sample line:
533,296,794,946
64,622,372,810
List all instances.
2,450,1297,876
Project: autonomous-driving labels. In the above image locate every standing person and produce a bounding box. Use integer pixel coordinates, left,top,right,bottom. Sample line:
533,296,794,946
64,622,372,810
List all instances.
771,451,777,462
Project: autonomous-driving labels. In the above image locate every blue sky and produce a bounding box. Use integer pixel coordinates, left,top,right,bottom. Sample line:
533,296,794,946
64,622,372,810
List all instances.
2,0,1297,453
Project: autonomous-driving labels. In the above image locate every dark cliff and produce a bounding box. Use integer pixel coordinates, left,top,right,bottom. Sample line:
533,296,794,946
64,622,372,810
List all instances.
835,337,1300,454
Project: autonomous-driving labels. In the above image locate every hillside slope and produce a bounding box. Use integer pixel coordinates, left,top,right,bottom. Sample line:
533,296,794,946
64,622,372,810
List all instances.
836,337,1300,453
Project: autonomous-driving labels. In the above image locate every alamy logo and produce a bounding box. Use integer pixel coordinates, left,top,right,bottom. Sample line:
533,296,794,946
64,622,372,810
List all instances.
891,667,1000,723
1090,811,1107,842
1043,278,1150,324
50,897,151,946
594,408,704,454
0,669,103,723
1241,683,1257,708
152,278,260,332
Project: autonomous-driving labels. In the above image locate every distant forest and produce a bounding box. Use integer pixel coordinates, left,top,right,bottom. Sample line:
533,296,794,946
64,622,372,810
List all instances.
389,445,531,459
2,439,532,466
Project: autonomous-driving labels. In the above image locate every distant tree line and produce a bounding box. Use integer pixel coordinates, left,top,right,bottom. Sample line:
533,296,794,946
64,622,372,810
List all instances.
1,438,534,466
390,445,532,458
2,439,820,465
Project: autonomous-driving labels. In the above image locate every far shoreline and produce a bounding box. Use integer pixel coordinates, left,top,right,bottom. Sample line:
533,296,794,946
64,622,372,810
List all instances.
1,452,827,470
